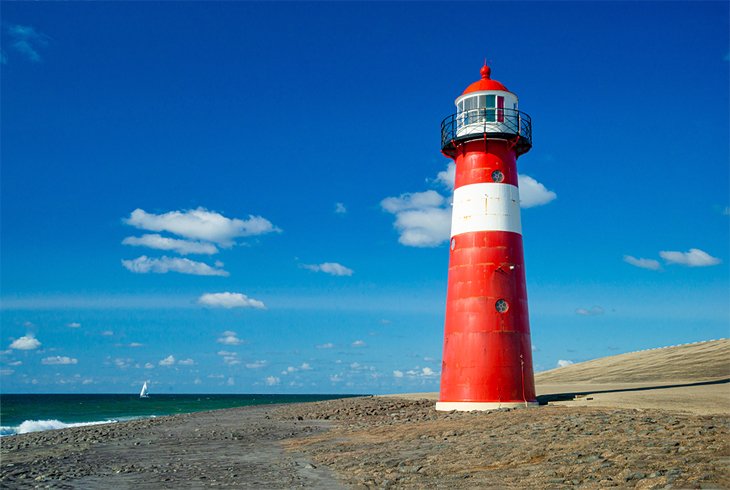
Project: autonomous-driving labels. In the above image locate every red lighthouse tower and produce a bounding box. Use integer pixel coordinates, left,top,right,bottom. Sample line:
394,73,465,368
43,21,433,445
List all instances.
436,63,537,411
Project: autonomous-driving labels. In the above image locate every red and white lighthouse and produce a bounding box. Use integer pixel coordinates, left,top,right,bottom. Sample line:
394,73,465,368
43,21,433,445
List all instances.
436,63,537,411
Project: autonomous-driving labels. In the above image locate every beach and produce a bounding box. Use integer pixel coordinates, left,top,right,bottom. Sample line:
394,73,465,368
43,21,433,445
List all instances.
2,340,728,488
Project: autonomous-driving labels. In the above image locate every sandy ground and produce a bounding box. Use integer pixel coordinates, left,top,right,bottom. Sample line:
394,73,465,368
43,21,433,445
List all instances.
1,339,728,488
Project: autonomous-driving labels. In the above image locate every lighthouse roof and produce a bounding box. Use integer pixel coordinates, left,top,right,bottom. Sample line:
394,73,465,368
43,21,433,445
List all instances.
462,63,510,94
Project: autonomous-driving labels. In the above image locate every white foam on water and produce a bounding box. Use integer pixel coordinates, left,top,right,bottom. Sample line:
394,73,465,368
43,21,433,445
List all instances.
0,419,117,436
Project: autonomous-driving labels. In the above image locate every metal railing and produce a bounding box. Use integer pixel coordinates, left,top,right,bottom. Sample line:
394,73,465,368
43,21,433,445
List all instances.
440,108,532,156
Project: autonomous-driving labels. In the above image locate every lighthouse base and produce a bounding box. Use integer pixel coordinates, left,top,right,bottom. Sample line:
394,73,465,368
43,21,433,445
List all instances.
435,401,539,412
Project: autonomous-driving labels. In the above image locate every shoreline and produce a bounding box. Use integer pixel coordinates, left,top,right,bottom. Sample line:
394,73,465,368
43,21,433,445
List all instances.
1,396,728,489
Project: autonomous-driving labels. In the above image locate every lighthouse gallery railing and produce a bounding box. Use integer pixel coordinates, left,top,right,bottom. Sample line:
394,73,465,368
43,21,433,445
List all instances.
440,108,532,156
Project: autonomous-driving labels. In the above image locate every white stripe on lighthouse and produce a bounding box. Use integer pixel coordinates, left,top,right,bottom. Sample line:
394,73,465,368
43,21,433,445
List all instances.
450,183,522,237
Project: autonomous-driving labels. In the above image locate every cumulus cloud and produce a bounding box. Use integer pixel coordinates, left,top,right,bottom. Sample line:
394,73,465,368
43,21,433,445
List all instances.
122,234,219,255
41,356,78,365
217,350,240,366
300,362,312,370
6,24,49,62
421,367,436,376
351,340,366,347
334,202,347,214
575,306,605,316
9,335,41,350
144,363,155,369
101,330,114,336
159,355,175,366
217,331,246,346
122,255,228,276
329,374,343,383
316,342,334,349
623,255,661,271
245,360,268,369
659,248,721,267
178,358,195,366
381,190,451,248
393,370,404,378
557,359,574,368
517,175,557,208
435,162,456,189
124,207,280,247
67,322,81,328
382,165,556,248
301,262,354,276
265,376,280,386
199,292,265,309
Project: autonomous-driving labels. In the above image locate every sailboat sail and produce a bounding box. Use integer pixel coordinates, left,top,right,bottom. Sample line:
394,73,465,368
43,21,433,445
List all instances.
140,381,149,398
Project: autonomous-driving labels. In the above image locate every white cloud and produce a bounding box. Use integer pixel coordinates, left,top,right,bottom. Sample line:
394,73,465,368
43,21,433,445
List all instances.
316,342,334,349
144,363,155,369
112,358,132,369
199,292,265,309
335,202,347,214
246,360,268,369
9,335,41,350
265,376,280,386
122,234,218,255
128,342,144,348
217,350,241,366
575,306,604,316
660,248,721,267
382,166,555,248
178,358,195,366
421,367,435,376
122,256,228,276
67,322,81,328
393,370,404,378
435,162,455,189
124,207,280,247
41,356,78,365
517,175,557,208
557,359,574,368
101,330,114,336
351,340,366,347
623,255,662,271
301,262,354,276
217,331,246,346
381,190,451,248
329,374,343,383
6,24,49,63
300,362,312,370
1,369,14,376
227,377,235,386
159,355,175,366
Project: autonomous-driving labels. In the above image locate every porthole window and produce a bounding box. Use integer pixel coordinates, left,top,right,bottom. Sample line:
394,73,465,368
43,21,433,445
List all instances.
491,170,504,183
450,238,456,251
495,299,509,313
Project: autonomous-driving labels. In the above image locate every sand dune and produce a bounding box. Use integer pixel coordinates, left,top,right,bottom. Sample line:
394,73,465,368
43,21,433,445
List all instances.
535,339,729,384
388,339,730,415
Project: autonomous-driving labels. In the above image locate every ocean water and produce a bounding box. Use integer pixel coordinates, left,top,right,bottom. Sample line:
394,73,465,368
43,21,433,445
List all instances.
0,394,357,436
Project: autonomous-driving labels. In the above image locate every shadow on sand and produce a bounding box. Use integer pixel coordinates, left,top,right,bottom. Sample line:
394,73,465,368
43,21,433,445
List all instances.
536,378,730,405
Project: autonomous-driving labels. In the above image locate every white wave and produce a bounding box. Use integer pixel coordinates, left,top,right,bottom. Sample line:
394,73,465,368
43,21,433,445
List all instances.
1,419,117,436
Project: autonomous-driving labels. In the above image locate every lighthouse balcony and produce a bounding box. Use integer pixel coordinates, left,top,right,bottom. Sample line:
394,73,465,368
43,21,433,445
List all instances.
441,108,532,156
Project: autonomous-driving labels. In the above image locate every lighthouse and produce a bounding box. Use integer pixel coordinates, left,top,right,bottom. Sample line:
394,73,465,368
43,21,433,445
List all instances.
436,63,537,411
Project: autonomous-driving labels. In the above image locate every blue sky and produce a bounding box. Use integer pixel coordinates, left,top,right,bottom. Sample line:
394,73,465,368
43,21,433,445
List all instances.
1,1,728,394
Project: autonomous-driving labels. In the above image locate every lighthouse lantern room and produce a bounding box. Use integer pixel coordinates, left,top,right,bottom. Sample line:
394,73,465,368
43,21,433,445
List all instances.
436,63,536,411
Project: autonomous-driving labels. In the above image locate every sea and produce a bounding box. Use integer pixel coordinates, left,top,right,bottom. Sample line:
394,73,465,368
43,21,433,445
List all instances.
0,394,358,436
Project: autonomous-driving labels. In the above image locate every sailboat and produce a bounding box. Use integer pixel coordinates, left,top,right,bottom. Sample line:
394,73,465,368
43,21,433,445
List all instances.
139,381,150,398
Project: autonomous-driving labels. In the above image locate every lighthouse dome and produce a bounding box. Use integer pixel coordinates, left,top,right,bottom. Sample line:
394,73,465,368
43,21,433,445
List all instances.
461,64,510,94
